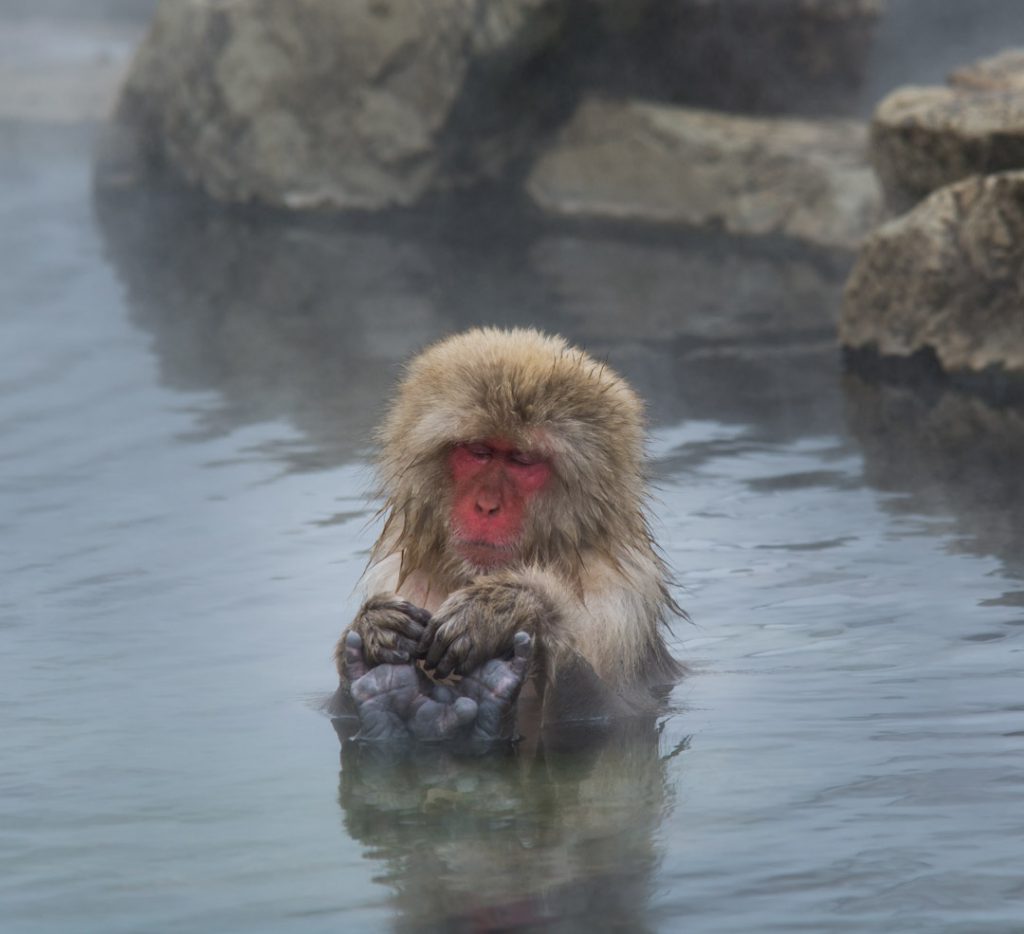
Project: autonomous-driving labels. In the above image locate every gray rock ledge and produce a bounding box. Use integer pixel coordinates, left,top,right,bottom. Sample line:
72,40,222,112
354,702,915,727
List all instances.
840,170,1024,375
871,48,1024,210
526,96,881,251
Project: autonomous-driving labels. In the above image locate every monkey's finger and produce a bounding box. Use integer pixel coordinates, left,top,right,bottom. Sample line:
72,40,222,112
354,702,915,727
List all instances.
392,618,428,643
416,618,443,658
388,632,424,657
410,696,477,741
431,684,458,704
508,631,533,681
449,696,478,730
421,618,458,669
362,629,421,665
343,631,369,682
394,601,433,627
431,635,472,680
437,696,477,736
421,623,453,671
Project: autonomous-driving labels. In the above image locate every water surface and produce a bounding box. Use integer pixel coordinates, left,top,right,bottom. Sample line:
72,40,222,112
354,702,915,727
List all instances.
3,18,1024,933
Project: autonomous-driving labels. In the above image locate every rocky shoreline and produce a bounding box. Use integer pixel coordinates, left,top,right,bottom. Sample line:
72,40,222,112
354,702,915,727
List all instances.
842,48,1024,385
7,0,1021,391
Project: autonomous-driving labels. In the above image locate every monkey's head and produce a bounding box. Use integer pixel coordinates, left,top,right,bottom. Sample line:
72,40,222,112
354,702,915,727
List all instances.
376,328,651,586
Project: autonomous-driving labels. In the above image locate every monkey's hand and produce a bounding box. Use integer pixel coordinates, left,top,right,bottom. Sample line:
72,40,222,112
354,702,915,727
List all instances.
418,579,550,679
342,632,478,742
455,631,533,742
338,597,432,672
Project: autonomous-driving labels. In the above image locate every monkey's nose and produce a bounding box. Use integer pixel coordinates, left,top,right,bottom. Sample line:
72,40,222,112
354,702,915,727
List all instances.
475,497,501,516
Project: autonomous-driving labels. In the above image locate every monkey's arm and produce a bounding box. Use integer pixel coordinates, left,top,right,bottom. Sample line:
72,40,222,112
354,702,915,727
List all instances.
418,561,681,715
418,570,564,680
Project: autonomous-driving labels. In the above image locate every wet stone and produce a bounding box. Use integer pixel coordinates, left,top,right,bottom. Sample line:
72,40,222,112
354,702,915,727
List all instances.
871,47,1024,210
109,0,567,209
526,97,882,251
840,170,1024,378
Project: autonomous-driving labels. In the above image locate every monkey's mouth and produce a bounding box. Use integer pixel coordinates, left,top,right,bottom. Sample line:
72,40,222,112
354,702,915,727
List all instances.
454,538,517,569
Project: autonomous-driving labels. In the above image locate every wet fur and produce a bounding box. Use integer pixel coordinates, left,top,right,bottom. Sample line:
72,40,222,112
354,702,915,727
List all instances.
336,327,683,717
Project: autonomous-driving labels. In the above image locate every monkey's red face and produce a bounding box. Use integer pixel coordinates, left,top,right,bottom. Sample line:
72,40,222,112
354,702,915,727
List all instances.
448,438,552,569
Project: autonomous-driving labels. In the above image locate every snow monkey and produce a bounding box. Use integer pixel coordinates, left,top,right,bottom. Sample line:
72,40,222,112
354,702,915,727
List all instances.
332,327,682,740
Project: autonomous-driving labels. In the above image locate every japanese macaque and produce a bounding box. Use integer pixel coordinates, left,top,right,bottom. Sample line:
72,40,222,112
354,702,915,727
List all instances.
332,327,682,738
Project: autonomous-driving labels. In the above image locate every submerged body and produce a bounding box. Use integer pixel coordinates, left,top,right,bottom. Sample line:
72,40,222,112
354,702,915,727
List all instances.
332,327,682,736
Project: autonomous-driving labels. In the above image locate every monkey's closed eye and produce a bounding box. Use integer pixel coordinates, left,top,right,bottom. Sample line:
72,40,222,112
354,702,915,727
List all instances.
465,443,493,461
509,451,540,467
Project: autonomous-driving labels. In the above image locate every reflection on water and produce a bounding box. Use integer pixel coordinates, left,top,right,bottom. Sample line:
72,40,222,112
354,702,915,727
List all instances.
94,182,851,456
845,373,1024,580
2,123,1024,932
336,721,678,933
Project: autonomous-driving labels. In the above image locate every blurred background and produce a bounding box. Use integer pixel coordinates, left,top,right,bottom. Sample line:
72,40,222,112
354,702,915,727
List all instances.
2,2,1023,932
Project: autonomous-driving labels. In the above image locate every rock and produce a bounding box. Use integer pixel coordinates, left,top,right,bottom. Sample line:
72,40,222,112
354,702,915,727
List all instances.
111,0,565,209
526,97,882,250
840,170,1024,376
577,0,884,116
949,48,1024,93
870,48,1024,210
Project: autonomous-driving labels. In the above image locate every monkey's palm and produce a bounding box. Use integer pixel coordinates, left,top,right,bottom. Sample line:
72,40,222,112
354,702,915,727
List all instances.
456,637,534,741
344,631,532,743
418,580,548,679
344,633,475,741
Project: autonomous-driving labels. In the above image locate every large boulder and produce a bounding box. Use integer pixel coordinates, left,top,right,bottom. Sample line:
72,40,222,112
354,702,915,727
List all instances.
840,170,1024,376
111,0,565,209
870,48,1024,211
526,97,881,250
